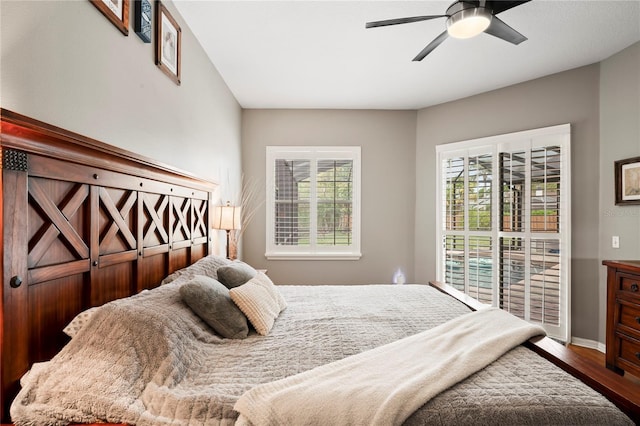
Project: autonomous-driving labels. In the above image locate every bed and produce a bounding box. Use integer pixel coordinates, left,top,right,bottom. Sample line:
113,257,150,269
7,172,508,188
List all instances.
1,109,639,425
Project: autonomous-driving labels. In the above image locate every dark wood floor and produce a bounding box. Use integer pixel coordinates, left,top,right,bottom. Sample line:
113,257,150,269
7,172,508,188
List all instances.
568,344,640,385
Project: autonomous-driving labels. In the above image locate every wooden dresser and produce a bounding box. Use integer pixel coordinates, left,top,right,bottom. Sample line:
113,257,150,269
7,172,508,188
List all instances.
603,260,640,377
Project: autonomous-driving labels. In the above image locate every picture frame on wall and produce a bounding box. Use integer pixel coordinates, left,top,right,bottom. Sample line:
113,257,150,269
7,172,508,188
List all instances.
615,156,640,205
90,0,129,36
155,1,181,85
134,0,152,43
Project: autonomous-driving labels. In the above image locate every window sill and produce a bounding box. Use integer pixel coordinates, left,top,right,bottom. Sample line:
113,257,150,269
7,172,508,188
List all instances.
265,252,362,261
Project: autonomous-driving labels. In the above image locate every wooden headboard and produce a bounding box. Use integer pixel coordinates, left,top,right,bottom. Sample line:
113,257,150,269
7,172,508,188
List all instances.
0,109,217,422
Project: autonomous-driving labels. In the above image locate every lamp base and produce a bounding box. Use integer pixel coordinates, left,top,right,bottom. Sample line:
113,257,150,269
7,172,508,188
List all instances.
225,229,231,259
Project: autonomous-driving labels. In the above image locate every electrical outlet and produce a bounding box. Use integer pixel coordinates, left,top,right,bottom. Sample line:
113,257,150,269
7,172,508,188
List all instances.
612,236,620,249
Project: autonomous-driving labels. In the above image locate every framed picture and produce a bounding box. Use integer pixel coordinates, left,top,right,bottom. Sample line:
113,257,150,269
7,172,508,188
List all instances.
90,0,129,36
615,156,640,205
155,1,181,85
134,0,152,43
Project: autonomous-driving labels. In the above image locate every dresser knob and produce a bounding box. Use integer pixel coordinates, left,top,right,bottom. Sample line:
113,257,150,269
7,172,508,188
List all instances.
636,352,640,360
631,283,639,292
636,317,640,325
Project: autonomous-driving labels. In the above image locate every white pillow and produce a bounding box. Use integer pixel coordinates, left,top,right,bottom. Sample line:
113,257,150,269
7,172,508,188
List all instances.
229,272,287,336
63,307,99,338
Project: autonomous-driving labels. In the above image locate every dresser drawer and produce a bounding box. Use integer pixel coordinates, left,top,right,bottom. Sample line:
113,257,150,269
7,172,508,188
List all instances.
620,303,640,334
619,335,640,369
620,275,640,294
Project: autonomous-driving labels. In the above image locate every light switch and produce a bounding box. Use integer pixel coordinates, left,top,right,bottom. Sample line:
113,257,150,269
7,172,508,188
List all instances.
612,236,620,249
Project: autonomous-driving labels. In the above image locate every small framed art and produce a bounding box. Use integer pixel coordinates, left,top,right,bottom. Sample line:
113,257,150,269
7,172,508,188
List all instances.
134,0,152,43
615,156,640,205
155,1,181,85
90,0,129,36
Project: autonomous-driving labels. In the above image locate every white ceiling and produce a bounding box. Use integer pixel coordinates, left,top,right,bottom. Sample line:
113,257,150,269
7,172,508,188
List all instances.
174,0,640,110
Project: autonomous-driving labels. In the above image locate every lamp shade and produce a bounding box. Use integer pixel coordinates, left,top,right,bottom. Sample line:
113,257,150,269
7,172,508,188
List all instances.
213,203,242,231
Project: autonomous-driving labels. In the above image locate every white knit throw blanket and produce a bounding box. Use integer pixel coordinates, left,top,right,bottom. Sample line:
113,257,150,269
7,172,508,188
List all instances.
234,307,545,426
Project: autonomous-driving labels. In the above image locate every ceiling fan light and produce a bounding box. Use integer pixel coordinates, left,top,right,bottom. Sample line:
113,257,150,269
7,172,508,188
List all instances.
446,7,492,39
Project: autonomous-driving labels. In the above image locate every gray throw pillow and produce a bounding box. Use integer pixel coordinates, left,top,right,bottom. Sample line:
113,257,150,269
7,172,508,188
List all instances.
179,275,249,339
217,261,257,289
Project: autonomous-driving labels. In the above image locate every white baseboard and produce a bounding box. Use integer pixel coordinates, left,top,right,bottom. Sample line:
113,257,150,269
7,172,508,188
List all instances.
570,337,605,353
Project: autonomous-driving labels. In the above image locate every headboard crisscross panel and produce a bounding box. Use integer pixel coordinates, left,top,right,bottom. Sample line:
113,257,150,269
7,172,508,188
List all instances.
0,109,217,422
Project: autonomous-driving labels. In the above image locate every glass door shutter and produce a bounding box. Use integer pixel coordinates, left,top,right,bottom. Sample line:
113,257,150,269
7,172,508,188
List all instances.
436,125,571,341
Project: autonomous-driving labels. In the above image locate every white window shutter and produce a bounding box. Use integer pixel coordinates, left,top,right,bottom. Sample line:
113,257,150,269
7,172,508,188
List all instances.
436,124,571,341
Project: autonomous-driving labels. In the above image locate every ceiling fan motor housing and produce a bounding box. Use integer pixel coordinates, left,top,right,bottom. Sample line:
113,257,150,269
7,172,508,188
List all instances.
446,0,487,16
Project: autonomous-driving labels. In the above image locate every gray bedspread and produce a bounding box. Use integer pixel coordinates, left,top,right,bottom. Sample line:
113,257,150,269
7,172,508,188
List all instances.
10,282,633,425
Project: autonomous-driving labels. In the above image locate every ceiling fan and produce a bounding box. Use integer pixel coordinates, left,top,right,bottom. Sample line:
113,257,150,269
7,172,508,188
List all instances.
366,1,531,61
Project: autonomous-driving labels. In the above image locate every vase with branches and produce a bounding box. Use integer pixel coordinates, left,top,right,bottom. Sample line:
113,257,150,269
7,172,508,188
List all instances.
228,174,263,260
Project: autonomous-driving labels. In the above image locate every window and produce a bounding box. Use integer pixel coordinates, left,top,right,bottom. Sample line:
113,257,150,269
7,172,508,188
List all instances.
436,124,571,341
266,146,361,260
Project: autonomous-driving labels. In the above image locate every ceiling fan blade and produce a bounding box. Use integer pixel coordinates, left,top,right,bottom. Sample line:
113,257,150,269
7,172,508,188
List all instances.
413,31,448,61
487,0,531,15
366,15,446,29
484,16,527,45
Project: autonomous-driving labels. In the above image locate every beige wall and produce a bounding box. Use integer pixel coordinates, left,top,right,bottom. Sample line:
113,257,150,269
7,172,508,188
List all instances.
598,42,640,342
415,64,601,341
0,0,242,244
241,109,417,285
